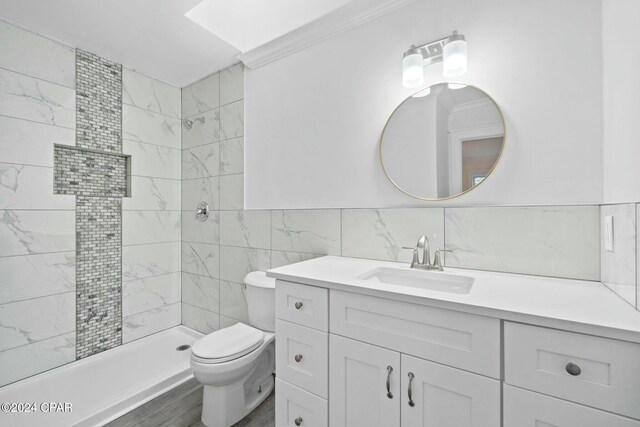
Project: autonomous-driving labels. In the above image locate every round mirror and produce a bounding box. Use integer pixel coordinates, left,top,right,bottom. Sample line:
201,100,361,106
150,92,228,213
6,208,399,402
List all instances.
380,83,505,200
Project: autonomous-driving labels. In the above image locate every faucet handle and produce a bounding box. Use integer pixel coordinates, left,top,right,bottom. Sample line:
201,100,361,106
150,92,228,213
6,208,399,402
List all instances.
435,248,452,254
432,249,452,271
402,246,421,268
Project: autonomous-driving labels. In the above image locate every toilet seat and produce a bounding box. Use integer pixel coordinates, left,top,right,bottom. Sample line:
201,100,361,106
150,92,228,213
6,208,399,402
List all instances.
191,323,265,364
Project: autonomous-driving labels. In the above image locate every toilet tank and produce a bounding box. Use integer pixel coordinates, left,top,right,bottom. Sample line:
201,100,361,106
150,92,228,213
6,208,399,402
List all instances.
244,271,276,332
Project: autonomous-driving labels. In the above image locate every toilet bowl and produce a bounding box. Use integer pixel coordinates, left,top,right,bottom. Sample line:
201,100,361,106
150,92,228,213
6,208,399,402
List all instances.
191,271,276,427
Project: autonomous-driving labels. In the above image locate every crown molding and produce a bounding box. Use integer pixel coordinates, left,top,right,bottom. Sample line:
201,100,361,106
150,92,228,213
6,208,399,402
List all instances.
238,0,418,69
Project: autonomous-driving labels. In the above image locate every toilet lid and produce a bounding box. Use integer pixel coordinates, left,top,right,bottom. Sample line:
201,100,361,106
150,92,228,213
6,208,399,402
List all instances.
192,323,264,362
244,271,275,288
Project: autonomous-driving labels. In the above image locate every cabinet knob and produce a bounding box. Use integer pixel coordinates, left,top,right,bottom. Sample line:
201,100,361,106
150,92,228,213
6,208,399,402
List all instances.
295,416,303,426
294,301,303,310
565,362,581,376
294,354,303,363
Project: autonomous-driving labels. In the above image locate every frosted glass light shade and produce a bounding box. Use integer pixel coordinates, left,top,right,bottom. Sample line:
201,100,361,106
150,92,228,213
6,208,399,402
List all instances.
402,53,424,88
443,38,468,77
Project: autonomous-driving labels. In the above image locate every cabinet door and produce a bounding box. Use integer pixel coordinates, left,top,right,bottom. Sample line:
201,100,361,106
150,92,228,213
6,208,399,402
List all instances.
401,354,500,427
329,334,401,427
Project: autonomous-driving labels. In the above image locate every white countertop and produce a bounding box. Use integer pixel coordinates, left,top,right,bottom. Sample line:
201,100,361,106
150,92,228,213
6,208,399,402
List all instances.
267,256,640,343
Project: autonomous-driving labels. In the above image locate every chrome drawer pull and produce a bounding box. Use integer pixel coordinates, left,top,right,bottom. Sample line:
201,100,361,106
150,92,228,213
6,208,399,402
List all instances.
294,301,303,310
566,362,582,376
386,366,394,399
294,354,303,363
407,372,415,407
295,416,303,426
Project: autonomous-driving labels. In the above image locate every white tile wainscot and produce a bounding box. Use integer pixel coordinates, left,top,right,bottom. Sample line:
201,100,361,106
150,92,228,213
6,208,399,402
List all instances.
269,256,640,427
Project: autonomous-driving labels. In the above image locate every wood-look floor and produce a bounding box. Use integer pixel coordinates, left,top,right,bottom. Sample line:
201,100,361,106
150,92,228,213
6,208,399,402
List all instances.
106,378,275,427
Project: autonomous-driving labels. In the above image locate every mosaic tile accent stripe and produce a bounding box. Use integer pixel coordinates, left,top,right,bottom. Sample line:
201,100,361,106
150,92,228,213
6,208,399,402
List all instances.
76,49,122,153
54,145,129,197
76,196,122,357
68,50,125,359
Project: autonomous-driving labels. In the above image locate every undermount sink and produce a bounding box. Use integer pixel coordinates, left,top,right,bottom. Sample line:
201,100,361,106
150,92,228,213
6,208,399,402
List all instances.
357,267,474,294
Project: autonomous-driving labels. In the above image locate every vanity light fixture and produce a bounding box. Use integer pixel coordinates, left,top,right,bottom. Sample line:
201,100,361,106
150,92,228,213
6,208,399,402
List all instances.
402,30,468,88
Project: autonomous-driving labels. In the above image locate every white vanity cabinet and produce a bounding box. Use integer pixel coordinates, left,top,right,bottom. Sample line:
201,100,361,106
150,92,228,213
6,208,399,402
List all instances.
273,277,640,427
275,281,501,427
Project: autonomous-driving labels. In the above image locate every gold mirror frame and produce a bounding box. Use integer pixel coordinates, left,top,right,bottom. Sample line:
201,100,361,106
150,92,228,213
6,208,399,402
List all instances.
379,83,506,201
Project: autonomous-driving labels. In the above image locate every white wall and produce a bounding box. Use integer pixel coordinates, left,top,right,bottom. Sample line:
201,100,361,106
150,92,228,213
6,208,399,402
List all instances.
602,0,640,203
245,0,603,209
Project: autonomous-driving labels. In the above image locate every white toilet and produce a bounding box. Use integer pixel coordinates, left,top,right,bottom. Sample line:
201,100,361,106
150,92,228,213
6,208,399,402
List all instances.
190,271,276,427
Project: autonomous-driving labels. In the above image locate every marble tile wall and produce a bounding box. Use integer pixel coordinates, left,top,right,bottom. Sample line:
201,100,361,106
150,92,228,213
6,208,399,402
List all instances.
181,68,224,333
445,206,600,280
180,64,605,334
180,64,248,333
122,68,182,343
0,19,76,386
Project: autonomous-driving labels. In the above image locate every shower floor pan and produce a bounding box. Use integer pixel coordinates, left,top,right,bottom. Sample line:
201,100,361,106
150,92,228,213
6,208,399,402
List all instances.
0,325,203,427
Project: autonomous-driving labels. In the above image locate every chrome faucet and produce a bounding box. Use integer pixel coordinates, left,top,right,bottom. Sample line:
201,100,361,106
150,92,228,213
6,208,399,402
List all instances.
403,235,451,271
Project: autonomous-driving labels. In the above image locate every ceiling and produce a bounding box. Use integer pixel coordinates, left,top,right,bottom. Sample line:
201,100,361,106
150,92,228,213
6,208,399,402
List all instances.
186,0,352,53
0,0,353,87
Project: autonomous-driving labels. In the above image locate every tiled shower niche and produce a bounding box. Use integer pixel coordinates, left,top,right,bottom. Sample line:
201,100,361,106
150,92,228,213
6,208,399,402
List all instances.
54,145,131,197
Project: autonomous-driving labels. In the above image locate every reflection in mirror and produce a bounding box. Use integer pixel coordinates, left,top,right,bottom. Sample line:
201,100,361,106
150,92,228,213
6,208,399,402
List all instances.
380,83,504,200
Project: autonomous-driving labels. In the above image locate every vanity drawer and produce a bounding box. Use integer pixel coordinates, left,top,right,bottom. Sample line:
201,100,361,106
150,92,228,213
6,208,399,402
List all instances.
504,385,640,427
276,280,328,331
330,290,501,378
276,319,328,398
276,379,328,427
504,322,640,420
